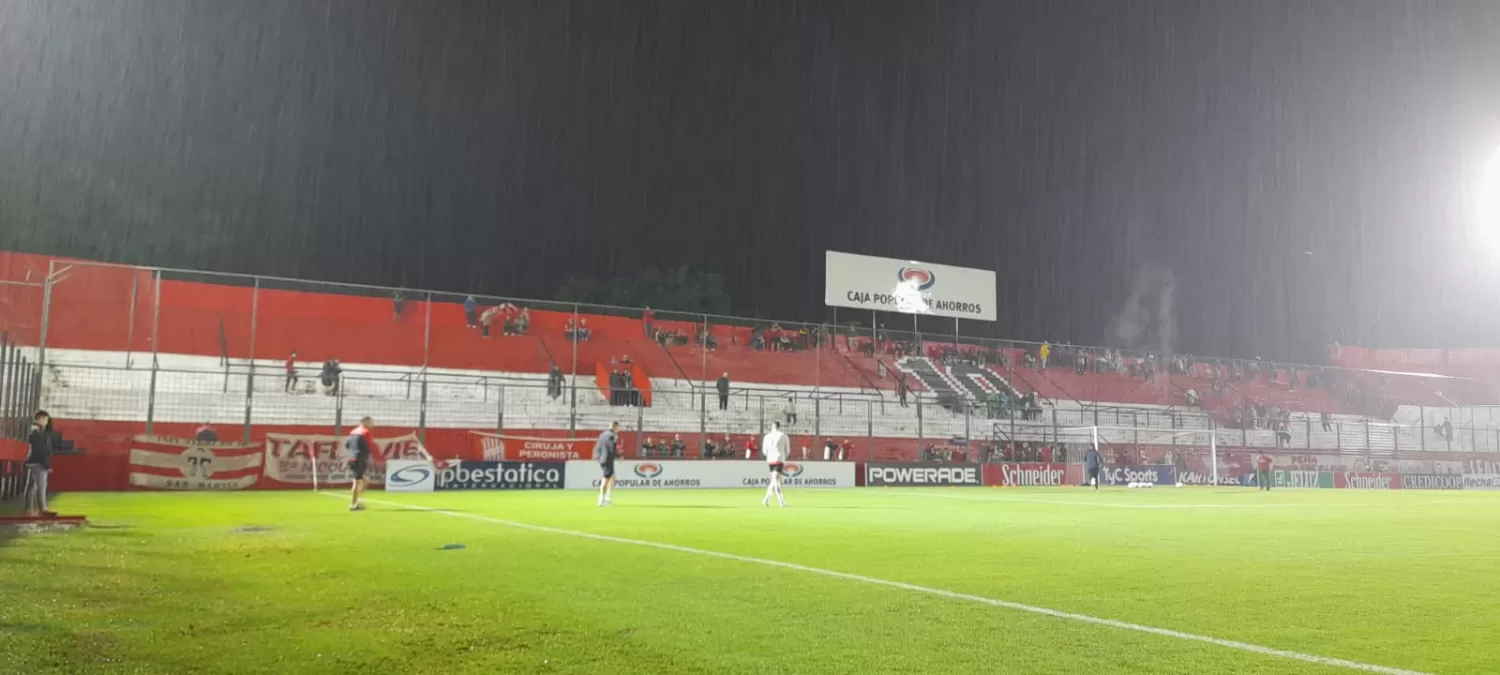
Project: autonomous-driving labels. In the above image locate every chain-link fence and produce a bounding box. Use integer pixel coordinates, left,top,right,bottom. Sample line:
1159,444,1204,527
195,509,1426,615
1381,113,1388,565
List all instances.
26,258,1500,459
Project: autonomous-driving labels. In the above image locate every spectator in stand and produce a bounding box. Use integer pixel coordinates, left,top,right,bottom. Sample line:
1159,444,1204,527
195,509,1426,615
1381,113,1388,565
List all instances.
701,436,717,459
479,305,499,338
669,435,686,458
744,435,759,459
548,364,564,400
284,351,299,393
1185,388,1201,407
320,359,342,396
392,290,405,321
840,439,853,461
783,396,797,426
195,423,219,443
516,308,530,334
643,306,654,338
464,295,478,328
1439,419,1454,442
896,375,910,407
1039,342,1051,368
1321,412,1333,432
640,437,659,458
1075,350,1088,375
716,373,730,410
824,439,840,461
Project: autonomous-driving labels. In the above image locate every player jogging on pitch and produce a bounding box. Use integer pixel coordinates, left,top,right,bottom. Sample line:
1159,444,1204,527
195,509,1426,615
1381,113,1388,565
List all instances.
1083,444,1103,491
761,421,790,507
1256,452,1273,491
345,417,380,511
595,421,620,507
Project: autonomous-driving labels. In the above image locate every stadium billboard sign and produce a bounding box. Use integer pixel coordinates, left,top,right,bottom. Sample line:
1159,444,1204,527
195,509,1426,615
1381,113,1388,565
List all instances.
1462,474,1500,490
1334,472,1402,490
1101,465,1175,486
436,461,566,491
983,463,1071,487
1176,470,1254,487
865,462,981,487
824,251,997,322
385,460,436,493
1400,474,1464,490
562,460,856,490
470,431,593,461
1272,470,1334,489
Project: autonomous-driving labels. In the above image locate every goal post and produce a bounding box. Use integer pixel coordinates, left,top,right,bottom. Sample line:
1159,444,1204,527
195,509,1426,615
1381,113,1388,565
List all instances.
1053,425,1233,487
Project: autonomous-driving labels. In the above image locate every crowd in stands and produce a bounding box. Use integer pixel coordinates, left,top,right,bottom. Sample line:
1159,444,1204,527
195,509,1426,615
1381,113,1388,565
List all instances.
564,318,591,341
607,356,642,407
640,435,689,458
462,296,530,338
978,441,1072,463
982,390,1044,421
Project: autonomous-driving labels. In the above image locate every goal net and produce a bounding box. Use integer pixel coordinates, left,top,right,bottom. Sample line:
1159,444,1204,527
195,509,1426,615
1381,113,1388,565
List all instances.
1053,425,1251,487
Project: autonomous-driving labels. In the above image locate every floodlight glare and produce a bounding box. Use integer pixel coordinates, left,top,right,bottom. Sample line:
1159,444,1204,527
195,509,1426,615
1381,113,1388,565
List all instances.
1480,143,1500,227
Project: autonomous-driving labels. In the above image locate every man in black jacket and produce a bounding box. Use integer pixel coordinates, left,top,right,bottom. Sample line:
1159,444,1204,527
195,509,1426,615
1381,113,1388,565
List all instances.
716,373,730,410
24,410,54,517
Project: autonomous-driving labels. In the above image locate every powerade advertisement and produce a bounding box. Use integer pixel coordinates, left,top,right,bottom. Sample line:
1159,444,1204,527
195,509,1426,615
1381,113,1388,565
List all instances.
865,462,982,487
435,461,566,490
1100,465,1175,486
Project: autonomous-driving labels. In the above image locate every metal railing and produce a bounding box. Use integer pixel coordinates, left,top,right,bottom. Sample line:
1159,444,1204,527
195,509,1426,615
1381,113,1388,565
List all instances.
22,258,1500,457
32,358,1500,458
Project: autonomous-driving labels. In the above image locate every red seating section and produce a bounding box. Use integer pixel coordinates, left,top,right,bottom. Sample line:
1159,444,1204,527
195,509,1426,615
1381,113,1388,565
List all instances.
9,250,1495,416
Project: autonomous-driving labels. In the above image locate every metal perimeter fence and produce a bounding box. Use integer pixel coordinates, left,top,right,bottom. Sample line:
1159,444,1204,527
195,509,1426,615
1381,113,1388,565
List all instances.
23,259,1500,457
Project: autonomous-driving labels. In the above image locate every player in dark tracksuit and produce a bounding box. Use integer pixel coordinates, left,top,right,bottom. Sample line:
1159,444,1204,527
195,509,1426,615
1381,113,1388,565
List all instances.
1083,446,1103,491
595,421,620,507
24,411,54,517
346,417,378,511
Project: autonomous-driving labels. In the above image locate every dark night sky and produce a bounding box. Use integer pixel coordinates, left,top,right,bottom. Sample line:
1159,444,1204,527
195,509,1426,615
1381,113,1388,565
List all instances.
2,0,1499,362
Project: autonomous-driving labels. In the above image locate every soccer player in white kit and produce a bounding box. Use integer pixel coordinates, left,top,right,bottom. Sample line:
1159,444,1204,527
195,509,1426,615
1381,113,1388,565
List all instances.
761,421,790,507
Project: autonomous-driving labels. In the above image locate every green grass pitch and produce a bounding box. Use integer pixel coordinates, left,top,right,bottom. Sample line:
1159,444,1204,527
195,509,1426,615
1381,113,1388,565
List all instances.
3,487,1495,674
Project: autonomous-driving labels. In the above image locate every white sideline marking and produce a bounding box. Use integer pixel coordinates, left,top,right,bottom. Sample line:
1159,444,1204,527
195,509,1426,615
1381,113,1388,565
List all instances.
871,490,1477,509
331,493,1429,675
871,490,1312,509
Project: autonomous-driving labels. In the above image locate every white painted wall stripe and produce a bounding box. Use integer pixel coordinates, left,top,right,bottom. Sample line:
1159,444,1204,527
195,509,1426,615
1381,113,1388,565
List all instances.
334,494,1430,675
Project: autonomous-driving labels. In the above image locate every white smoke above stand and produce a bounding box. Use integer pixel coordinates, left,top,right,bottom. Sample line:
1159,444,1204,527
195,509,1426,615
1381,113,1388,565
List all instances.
1109,265,1178,356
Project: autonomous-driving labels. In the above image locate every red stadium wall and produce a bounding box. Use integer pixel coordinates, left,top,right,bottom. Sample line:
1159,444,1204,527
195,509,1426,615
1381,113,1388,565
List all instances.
0,437,26,462
44,417,964,491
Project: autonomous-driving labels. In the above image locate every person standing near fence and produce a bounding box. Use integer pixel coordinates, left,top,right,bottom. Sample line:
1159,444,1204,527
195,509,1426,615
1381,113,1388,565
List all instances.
284,351,298,393
24,410,54,518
